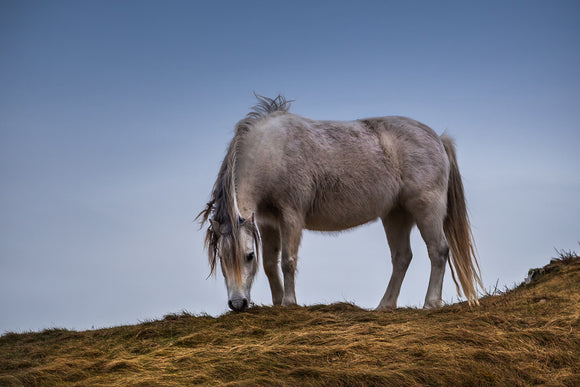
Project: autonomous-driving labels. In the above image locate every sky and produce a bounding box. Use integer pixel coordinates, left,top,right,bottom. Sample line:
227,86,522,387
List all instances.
1,1,579,333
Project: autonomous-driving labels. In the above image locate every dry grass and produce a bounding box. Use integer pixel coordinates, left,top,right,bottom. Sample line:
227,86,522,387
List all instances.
1,255,579,386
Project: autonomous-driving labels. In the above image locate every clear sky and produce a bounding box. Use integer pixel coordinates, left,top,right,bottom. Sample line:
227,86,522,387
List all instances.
1,1,579,333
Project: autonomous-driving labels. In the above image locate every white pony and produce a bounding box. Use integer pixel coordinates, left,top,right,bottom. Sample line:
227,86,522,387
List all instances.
198,95,482,311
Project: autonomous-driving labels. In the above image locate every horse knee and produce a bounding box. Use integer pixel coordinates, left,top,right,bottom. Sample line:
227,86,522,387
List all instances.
281,255,297,274
392,248,412,270
439,244,449,260
428,243,449,267
263,258,279,276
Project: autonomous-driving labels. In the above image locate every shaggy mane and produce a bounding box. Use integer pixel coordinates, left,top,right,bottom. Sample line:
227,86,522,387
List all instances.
236,94,292,132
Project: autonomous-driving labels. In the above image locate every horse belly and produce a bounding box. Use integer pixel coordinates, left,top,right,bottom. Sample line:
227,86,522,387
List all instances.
305,211,379,231
304,177,395,231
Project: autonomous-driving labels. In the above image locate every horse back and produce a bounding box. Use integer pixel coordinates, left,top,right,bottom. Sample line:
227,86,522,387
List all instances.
235,113,448,230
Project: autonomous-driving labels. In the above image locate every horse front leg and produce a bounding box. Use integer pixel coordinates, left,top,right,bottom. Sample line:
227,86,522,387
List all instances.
259,224,284,305
280,220,302,306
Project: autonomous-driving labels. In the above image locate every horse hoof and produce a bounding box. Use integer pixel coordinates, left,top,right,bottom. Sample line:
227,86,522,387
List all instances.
281,298,297,307
423,300,442,309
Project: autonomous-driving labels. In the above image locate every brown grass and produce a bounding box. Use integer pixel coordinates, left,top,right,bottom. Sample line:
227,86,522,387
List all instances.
1,256,579,386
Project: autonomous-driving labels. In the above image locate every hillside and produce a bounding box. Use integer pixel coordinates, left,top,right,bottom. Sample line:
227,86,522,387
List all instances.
1,255,579,386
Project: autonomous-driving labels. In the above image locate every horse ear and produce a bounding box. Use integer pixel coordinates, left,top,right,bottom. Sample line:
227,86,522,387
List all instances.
210,219,221,236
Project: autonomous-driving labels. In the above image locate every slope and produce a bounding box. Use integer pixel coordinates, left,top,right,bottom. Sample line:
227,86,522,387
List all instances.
1,255,578,386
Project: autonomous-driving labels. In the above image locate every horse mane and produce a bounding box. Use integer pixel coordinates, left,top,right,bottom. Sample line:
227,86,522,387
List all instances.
236,94,292,133
196,94,288,275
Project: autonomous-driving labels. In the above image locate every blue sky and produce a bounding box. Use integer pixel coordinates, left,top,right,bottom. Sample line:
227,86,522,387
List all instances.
1,1,579,332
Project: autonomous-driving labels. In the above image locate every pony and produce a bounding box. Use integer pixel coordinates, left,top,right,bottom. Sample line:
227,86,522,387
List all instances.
197,95,482,311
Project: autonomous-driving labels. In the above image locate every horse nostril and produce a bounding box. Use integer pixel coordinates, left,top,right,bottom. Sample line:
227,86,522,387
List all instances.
228,298,249,312
228,298,248,312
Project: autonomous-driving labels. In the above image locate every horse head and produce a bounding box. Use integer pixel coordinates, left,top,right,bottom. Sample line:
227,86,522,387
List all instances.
208,215,260,311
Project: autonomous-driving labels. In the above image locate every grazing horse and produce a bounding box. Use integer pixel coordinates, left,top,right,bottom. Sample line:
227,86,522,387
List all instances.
197,95,482,311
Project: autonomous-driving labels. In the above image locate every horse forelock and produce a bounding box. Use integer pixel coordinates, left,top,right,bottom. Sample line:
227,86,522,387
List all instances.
204,218,260,283
220,230,241,281
199,180,257,281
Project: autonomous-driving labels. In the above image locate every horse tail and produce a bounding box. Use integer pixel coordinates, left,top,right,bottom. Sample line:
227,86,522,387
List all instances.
440,135,483,305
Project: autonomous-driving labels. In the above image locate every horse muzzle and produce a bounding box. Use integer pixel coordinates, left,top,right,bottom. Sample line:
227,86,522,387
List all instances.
228,297,249,312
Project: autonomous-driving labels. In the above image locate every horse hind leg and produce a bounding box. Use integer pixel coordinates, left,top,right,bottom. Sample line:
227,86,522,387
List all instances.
259,224,284,305
377,208,414,310
412,199,450,309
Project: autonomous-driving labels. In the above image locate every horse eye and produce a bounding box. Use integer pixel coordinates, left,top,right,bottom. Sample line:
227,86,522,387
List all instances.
246,252,255,262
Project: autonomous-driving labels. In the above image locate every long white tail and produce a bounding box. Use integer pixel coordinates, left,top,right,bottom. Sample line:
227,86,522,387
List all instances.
441,135,483,305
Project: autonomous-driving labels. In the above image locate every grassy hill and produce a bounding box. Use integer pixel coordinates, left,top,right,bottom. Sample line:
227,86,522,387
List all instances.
1,254,579,386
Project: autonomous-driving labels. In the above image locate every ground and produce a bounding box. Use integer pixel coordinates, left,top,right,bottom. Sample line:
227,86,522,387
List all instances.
1,255,578,386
